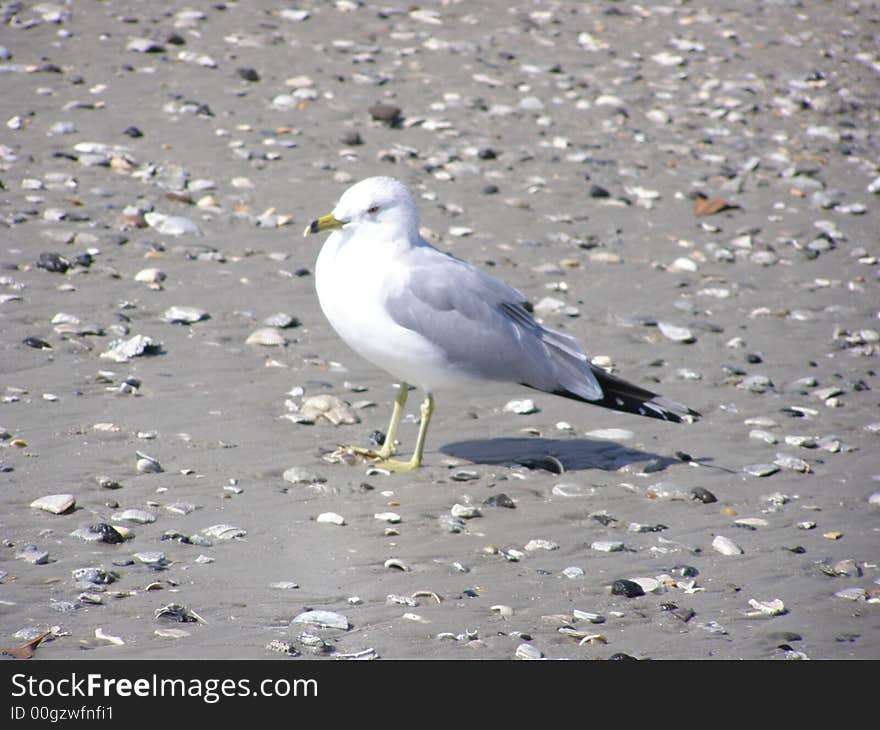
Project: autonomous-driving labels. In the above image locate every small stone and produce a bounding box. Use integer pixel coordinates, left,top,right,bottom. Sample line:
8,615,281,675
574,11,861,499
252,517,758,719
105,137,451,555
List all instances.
743,463,780,478
562,567,584,579
773,453,812,473
163,306,209,324
112,509,156,524
291,610,350,630
658,322,696,343
514,643,543,660
591,541,625,553
16,545,50,565
691,487,717,504
712,535,744,556
611,579,645,598
368,103,402,125
30,494,76,515
524,539,559,551
451,503,481,519
316,512,346,526
201,524,246,540
483,493,516,508
503,398,538,415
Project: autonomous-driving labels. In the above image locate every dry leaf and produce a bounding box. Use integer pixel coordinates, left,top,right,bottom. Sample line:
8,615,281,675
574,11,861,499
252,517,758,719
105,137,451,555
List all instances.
693,195,733,217
1,631,52,659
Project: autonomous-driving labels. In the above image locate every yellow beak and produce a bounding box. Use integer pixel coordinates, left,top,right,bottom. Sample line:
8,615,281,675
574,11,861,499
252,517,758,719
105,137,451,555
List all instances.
303,213,345,237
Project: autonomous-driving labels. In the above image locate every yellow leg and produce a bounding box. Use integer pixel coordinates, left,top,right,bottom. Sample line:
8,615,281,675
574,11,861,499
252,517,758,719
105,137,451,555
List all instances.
375,394,434,472
346,382,408,459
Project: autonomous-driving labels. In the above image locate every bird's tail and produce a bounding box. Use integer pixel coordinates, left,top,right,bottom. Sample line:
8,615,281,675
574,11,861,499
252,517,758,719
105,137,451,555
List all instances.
572,364,701,423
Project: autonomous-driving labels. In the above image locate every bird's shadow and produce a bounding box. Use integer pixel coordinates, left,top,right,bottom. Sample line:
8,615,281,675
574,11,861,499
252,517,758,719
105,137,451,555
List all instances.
440,437,708,474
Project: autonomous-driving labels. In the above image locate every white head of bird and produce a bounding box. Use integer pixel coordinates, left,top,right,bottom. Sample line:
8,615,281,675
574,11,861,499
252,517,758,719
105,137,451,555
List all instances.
304,176,420,244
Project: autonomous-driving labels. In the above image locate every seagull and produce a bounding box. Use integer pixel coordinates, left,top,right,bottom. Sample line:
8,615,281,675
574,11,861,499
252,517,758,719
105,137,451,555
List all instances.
305,176,700,471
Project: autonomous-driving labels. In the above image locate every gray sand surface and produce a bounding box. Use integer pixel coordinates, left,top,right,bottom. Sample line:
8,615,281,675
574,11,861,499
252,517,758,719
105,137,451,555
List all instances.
1,1,878,660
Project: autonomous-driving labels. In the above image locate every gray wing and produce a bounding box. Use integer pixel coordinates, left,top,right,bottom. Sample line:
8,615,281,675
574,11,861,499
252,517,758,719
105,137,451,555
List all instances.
384,244,604,400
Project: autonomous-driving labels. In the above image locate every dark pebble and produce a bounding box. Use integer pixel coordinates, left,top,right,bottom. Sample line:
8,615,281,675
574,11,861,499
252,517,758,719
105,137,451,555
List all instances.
671,606,695,623
462,589,479,598
671,564,699,578
36,252,70,273
73,252,93,267
784,546,807,554
482,184,499,194
368,430,386,447
589,184,610,198
166,33,186,46
23,336,52,350
477,147,497,159
92,523,126,544
483,493,516,508
611,579,645,598
690,487,717,504
237,67,260,82
368,103,402,125
781,407,807,418
123,126,143,138
340,130,363,145
746,353,763,364
675,451,693,462
592,513,617,526
608,652,638,660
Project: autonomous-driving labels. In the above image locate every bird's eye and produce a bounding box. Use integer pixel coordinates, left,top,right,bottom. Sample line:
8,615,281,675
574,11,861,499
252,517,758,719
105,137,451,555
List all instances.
367,205,380,214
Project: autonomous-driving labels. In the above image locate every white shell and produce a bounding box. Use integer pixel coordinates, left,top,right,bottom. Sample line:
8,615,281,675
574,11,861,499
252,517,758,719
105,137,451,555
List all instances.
591,540,624,552
245,327,287,346
291,610,350,630
316,512,345,526
94,628,125,646
658,321,696,343
30,493,75,514
201,524,246,540
514,642,543,660
524,539,559,551
163,305,209,324
747,598,786,616
712,535,744,556
450,503,481,519
111,509,157,524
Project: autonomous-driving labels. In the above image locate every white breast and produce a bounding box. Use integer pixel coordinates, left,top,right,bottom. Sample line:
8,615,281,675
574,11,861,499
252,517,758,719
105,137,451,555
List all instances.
315,231,475,393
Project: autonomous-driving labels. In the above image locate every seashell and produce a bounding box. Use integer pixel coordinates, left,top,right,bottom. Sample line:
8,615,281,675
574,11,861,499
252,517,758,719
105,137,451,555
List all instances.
503,398,538,414
490,605,514,618
562,566,584,579
144,212,201,236
514,642,543,660
162,305,209,324
384,558,408,571
316,512,345,526
591,540,624,552
270,581,299,590
630,577,664,593
94,628,124,646
112,509,156,524
133,551,166,565
658,321,696,343
291,610,349,630
30,493,75,515
263,312,299,328
201,524,246,540
712,535,744,555
773,453,812,473
450,503,481,519
100,334,161,362
747,598,786,617
300,394,359,426
134,267,166,288
524,539,559,551
155,603,206,623
245,327,287,346
572,610,605,624
72,567,117,585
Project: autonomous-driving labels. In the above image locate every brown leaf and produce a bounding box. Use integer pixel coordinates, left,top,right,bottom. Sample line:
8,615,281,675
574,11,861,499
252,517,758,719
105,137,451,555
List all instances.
1,631,52,659
693,195,733,217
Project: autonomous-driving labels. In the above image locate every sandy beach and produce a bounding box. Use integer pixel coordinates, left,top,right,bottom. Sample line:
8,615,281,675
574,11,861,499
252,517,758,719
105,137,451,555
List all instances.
1,0,878,660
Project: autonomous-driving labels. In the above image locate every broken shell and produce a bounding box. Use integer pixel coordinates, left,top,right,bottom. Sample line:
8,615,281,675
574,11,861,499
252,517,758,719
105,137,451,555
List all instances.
163,305,209,324
94,628,125,646
291,610,349,630
30,494,76,515
384,558,409,571
712,535,744,555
